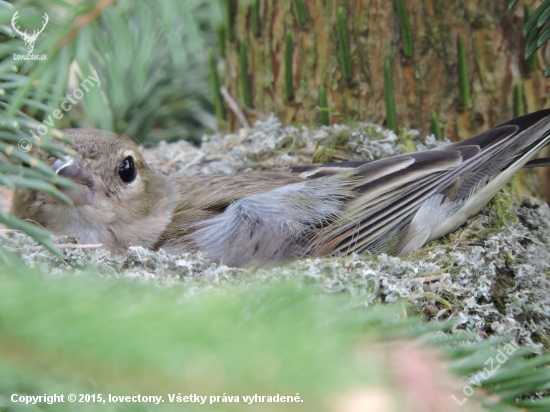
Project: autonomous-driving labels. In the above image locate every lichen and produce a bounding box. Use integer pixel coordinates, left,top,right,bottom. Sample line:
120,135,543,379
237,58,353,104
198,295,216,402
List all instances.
2,116,549,352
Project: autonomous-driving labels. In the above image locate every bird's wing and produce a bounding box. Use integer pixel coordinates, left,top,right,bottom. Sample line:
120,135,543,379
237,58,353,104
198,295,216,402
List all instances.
172,172,305,212
169,110,550,266
307,147,475,256
156,171,309,256
309,109,550,257
524,157,550,168
181,172,356,266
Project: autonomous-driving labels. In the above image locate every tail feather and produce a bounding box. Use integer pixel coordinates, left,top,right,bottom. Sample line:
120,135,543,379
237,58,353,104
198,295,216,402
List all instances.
310,109,550,257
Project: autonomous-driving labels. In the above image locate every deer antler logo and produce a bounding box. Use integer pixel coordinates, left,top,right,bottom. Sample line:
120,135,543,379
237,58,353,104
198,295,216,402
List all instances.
11,11,49,54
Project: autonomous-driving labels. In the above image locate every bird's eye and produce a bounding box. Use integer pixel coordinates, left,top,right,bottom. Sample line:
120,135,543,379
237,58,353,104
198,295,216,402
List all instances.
118,156,137,183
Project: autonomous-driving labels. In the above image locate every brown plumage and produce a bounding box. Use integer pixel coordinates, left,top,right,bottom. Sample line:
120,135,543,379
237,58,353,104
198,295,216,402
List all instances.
11,110,550,266
154,172,305,247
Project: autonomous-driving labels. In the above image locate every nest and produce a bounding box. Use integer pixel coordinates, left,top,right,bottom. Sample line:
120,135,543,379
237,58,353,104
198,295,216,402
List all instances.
2,116,550,349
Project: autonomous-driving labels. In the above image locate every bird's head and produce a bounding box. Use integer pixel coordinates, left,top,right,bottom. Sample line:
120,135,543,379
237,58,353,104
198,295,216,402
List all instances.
12,129,178,251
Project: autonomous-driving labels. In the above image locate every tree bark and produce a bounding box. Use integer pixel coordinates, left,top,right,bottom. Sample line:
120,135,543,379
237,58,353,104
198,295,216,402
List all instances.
218,0,550,142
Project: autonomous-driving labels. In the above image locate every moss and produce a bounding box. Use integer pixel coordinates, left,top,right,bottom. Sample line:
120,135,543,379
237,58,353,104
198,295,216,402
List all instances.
330,130,352,151
363,125,388,140
398,128,417,152
491,270,516,314
418,292,452,310
425,239,442,249
504,251,515,265
531,329,550,350
488,179,518,229
310,129,355,162
312,145,333,163
280,136,305,153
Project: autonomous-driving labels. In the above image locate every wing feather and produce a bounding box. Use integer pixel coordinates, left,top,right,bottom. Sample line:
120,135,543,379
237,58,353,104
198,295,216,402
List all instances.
173,109,550,265
311,109,550,257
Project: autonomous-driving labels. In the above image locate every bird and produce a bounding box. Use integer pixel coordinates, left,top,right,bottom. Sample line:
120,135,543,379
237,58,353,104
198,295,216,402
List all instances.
11,110,550,267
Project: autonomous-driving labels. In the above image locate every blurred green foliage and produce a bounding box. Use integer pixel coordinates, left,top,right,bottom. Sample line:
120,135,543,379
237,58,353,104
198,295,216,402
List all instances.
0,0,223,144
0,261,550,411
510,0,550,77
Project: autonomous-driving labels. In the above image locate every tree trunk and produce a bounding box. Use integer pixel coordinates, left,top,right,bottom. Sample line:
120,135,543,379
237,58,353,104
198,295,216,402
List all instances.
217,0,550,142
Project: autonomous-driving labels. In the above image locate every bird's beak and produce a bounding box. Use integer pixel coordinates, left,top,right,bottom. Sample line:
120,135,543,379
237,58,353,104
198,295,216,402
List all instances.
52,156,96,206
